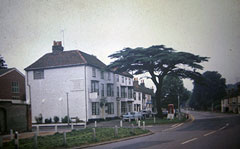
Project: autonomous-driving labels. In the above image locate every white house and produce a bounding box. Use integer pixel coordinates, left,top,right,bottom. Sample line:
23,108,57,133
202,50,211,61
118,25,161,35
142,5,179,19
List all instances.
25,41,133,123
133,78,154,112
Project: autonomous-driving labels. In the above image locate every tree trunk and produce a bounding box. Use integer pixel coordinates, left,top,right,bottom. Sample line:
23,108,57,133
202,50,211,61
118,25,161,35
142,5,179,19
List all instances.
155,86,163,117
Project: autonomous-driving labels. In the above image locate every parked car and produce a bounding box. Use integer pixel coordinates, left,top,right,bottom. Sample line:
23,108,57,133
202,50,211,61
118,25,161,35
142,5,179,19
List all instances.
141,110,152,118
122,112,143,121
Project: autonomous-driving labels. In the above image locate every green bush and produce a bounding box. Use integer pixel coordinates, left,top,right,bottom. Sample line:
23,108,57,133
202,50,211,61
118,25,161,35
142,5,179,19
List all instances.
34,114,43,124
45,118,52,123
61,116,71,123
54,116,60,123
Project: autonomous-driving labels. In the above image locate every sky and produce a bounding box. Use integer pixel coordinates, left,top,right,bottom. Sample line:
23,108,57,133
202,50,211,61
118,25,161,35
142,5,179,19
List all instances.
0,0,240,90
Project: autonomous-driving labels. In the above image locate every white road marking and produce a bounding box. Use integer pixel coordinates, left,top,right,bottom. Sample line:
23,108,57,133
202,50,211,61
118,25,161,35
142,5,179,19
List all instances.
171,123,179,127
163,123,184,131
218,123,229,131
203,130,217,136
181,138,198,144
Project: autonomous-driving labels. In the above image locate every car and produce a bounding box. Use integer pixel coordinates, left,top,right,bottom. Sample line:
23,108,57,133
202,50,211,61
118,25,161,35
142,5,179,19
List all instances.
141,110,152,118
122,112,143,121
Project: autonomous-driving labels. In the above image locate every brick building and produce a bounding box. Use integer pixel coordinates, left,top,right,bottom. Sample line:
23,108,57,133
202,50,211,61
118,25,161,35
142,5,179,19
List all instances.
0,68,31,134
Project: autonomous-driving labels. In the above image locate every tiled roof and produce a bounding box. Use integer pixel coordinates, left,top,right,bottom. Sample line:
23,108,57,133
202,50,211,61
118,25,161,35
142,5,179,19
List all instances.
25,50,106,71
134,84,154,96
0,68,14,77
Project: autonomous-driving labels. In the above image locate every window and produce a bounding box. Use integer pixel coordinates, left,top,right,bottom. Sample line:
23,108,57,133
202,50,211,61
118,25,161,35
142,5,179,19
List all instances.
122,76,124,83
108,72,111,81
91,81,99,95
92,68,96,77
101,84,104,97
121,102,127,114
101,71,104,79
117,86,120,97
12,96,20,100
33,70,44,79
92,102,100,115
129,78,131,85
107,84,114,96
116,75,119,82
134,92,136,100
12,82,19,93
121,86,126,98
106,102,114,114
128,88,133,98
138,92,141,101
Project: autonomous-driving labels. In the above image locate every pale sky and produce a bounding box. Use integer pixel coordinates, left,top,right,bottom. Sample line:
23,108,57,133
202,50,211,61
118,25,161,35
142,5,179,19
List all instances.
1,0,240,90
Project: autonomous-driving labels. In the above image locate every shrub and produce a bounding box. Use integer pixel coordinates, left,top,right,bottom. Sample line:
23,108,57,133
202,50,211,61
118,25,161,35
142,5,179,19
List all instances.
61,116,71,123
76,117,85,123
45,118,52,123
34,114,43,124
53,116,59,123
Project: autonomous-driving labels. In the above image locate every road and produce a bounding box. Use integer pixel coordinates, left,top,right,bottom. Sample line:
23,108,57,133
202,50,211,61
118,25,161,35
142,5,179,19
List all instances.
88,111,240,149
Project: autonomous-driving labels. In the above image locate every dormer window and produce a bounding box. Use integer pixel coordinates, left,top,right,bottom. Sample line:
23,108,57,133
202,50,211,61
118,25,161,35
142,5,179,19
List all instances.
34,70,44,80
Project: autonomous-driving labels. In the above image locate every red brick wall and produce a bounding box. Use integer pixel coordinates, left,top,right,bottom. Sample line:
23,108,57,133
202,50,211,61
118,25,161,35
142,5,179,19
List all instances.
0,70,25,100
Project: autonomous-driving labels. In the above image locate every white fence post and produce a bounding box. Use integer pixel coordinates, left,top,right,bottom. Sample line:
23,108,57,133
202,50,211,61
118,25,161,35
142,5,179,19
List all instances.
92,128,96,141
138,120,141,127
10,129,13,140
120,120,122,128
36,125,39,136
63,132,67,146
55,125,58,132
94,121,97,128
34,132,38,149
114,125,118,137
143,121,145,130
14,131,19,149
71,123,74,130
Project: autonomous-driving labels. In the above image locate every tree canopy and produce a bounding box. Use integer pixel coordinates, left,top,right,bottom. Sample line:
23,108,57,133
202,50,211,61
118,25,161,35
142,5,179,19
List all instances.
108,45,208,117
0,55,7,69
161,75,191,108
190,71,226,111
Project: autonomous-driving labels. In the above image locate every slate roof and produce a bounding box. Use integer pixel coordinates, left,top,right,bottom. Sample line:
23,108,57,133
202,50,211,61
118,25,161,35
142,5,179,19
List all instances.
0,68,14,76
25,50,106,71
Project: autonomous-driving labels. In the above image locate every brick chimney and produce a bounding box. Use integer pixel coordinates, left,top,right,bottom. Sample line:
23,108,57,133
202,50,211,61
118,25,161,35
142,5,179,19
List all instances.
133,78,139,86
140,80,145,87
52,41,64,53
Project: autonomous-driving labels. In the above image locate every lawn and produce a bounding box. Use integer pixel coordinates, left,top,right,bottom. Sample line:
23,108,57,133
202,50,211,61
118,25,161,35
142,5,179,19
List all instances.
131,117,188,126
3,127,149,149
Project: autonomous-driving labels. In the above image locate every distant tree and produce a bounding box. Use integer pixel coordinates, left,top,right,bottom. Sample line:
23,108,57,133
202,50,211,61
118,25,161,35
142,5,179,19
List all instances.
161,75,191,108
0,55,7,69
108,45,208,117
190,71,226,111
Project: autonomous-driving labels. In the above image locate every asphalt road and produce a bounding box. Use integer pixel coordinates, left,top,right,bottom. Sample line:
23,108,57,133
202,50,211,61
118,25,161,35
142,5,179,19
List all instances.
88,111,240,149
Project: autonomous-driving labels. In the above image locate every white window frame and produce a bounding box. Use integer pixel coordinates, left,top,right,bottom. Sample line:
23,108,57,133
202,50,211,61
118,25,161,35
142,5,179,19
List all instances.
12,81,19,93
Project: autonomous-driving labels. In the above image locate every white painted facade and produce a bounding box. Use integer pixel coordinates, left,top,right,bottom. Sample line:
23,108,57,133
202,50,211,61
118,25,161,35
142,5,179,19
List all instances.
133,91,142,112
26,64,134,123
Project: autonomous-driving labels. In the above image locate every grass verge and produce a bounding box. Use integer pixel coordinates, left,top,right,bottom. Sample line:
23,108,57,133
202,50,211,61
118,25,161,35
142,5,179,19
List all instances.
3,128,149,149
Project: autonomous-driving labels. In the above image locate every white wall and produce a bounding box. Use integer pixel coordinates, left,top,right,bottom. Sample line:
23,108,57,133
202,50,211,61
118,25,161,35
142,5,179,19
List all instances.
26,66,87,123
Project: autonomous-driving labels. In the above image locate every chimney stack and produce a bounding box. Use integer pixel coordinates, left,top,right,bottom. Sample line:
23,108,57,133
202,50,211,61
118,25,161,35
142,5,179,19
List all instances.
140,80,145,87
52,41,64,53
133,78,139,86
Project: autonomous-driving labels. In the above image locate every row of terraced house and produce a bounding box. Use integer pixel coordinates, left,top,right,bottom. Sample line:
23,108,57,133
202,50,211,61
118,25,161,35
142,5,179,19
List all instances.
25,41,154,123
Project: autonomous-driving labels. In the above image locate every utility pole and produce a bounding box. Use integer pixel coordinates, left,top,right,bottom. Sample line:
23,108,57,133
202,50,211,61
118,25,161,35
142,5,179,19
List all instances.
178,95,181,120
66,92,70,125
